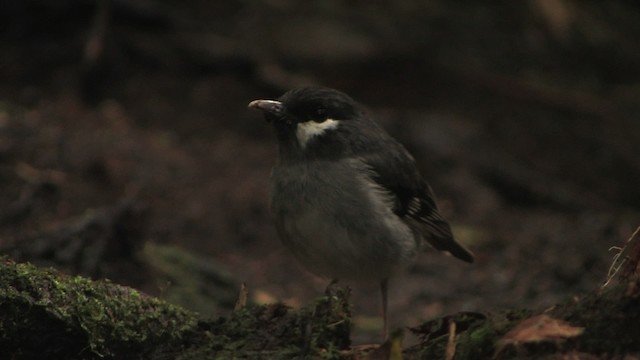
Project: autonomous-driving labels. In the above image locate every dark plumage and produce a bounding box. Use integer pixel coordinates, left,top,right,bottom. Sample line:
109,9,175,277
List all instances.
249,86,473,341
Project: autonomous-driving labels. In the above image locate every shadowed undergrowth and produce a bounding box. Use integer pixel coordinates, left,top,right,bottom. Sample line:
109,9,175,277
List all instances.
1,241,640,360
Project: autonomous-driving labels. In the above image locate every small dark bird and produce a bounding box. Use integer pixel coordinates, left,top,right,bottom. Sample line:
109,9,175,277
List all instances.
248,87,473,340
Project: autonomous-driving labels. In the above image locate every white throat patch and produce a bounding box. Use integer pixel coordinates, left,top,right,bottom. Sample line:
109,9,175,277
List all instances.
296,119,339,148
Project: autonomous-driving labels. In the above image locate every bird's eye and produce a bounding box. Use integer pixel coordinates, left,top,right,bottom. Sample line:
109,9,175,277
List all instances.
313,107,327,122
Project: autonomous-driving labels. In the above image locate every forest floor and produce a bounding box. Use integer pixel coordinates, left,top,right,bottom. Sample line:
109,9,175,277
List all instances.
1,1,639,357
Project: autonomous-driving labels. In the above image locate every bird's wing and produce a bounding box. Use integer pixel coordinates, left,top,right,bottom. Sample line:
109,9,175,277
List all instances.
357,142,474,263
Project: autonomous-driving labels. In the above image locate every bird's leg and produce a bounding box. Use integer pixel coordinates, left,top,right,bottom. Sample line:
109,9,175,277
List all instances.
380,278,389,341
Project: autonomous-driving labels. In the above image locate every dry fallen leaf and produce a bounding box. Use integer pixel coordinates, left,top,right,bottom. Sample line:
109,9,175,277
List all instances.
497,314,584,354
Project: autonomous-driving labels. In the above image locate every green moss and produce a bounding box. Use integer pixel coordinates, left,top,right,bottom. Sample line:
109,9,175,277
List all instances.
3,254,639,359
178,286,351,359
0,257,198,358
0,257,352,359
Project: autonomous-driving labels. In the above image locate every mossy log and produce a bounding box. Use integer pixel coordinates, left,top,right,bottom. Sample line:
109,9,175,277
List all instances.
0,257,197,358
0,258,350,359
1,256,639,359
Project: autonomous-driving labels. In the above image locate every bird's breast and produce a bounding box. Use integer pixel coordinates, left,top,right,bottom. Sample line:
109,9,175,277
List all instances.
269,160,418,281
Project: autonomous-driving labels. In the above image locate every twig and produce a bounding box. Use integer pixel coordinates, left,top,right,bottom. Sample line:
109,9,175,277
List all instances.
445,319,457,360
234,282,248,311
603,226,640,289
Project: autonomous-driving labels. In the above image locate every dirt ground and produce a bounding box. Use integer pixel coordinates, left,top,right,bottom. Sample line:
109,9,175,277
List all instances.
1,0,639,346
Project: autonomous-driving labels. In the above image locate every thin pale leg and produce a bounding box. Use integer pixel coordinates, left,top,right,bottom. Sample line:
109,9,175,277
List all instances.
380,278,389,341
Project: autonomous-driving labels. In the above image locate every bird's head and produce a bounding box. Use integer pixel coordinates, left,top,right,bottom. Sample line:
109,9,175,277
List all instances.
249,87,363,157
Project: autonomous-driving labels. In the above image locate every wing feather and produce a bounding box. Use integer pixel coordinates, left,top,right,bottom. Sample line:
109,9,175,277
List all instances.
357,140,474,263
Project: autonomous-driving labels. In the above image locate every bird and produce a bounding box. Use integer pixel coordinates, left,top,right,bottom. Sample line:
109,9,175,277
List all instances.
248,86,473,341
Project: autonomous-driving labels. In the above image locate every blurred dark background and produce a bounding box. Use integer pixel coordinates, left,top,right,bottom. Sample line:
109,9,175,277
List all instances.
1,0,639,343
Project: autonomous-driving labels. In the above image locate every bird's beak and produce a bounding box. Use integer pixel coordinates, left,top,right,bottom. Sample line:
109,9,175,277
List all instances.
248,100,285,120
